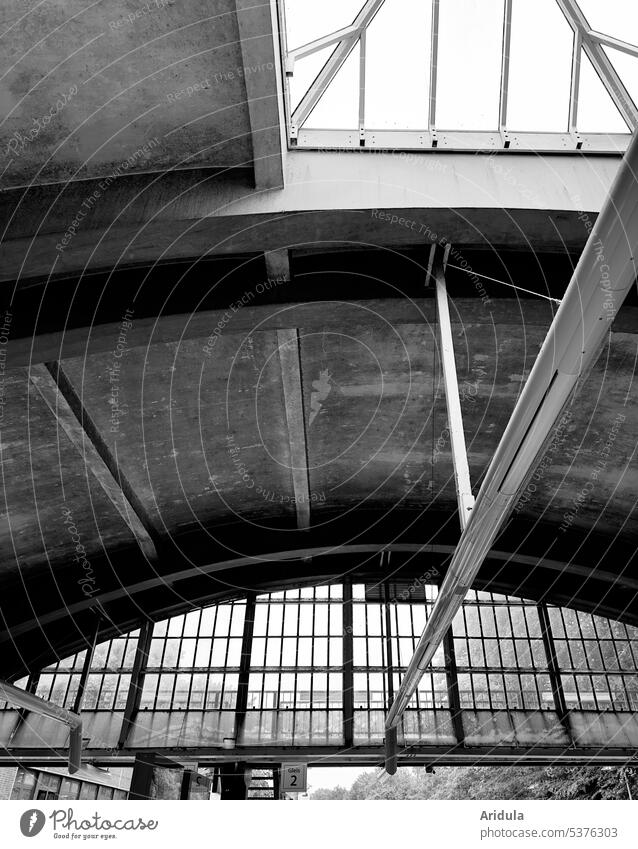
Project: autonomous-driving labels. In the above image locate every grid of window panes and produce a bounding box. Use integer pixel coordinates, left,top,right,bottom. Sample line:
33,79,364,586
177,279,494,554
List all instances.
9,767,129,800
3,583,638,748
35,631,139,710
549,607,638,712
140,602,245,711
452,591,554,711
353,582,448,744
244,585,344,745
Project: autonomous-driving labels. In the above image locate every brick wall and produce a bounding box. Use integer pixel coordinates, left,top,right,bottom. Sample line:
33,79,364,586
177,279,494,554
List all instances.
0,767,18,800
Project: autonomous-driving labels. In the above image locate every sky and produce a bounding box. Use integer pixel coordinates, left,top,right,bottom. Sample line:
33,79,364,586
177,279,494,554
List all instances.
307,766,374,792
283,0,638,134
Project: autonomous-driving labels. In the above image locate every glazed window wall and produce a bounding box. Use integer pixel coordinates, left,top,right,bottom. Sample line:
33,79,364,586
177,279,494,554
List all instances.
550,608,638,712
35,632,139,711
244,585,344,745
2,583,638,750
10,767,128,801
140,602,245,712
452,592,554,712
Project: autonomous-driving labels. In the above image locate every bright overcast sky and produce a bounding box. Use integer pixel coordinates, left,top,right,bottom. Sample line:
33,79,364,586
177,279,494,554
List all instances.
307,766,375,792
284,0,638,133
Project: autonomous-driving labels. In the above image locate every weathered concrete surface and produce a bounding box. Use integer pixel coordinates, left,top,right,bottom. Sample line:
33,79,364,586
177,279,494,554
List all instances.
0,150,621,282
0,296,634,677
0,0,262,186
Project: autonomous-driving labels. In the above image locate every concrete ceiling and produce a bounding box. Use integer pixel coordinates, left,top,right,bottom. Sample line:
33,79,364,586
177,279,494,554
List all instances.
0,295,636,677
0,0,282,188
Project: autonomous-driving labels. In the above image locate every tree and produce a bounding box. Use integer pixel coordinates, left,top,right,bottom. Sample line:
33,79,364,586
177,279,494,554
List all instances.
309,766,638,801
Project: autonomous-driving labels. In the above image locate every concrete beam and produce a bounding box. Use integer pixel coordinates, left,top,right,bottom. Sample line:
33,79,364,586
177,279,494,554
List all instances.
29,364,158,563
265,248,291,281
4,539,635,644
277,329,311,529
0,150,623,282
234,0,285,188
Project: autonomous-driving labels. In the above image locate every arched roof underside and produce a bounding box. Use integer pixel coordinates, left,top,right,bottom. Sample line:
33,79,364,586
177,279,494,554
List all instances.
0,0,637,683
0,282,637,679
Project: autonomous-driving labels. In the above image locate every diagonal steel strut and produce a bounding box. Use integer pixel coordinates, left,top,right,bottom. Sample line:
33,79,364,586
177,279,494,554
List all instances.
384,131,638,771
0,679,83,774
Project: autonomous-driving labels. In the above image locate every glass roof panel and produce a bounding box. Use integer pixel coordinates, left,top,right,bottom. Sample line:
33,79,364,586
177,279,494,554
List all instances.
364,0,431,129
436,0,504,130
602,47,638,110
284,0,636,143
283,0,366,50
577,53,628,133
507,0,573,131
289,46,334,113
305,45,360,129
577,0,638,44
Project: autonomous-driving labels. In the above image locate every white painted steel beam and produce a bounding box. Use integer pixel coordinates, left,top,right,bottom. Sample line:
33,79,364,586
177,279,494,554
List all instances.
428,0,440,134
556,0,638,130
434,255,475,530
290,0,386,131
498,0,513,139
569,29,583,136
0,679,82,773
384,130,638,755
588,31,638,60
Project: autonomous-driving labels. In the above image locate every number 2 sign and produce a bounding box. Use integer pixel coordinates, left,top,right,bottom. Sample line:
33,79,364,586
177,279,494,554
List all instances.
281,763,307,793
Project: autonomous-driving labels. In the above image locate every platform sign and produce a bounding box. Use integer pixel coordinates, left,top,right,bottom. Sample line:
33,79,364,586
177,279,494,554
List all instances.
281,762,307,793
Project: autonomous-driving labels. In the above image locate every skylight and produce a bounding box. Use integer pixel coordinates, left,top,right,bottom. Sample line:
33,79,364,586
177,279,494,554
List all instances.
281,0,638,150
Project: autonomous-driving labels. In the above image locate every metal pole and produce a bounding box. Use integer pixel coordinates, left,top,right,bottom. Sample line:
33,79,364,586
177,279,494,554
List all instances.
73,616,101,714
234,594,257,744
498,0,513,141
434,253,475,530
428,0,440,138
538,603,573,742
443,628,465,746
569,30,582,136
117,619,153,749
343,580,354,749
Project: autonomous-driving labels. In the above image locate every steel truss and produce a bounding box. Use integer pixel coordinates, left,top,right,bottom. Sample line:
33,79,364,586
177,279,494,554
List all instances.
282,0,638,152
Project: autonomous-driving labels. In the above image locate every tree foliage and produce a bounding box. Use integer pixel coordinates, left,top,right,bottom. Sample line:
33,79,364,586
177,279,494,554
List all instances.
309,766,637,801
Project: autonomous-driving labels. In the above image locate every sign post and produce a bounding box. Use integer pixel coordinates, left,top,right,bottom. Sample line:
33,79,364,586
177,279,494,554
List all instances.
280,763,307,796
